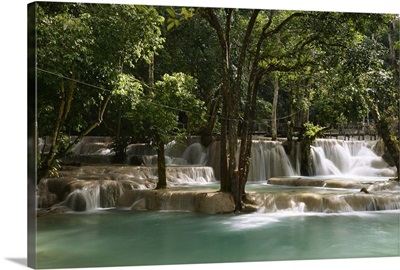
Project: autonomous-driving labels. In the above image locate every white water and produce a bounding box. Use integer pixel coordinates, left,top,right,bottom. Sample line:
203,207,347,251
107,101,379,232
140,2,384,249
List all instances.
247,140,296,181
38,137,399,213
65,137,396,181
63,183,101,211
311,139,396,178
203,138,396,181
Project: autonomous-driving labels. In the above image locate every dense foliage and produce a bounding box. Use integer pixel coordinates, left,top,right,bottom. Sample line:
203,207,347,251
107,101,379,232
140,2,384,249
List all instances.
35,2,399,206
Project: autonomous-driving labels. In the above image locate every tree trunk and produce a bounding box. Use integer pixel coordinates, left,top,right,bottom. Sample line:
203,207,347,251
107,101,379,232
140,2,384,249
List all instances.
38,92,111,183
271,74,279,141
149,53,155,93
299,138,313,176
375,115,400,179
200,94,220,147
63,102,110,159
219,101,229,192
202,8,272,210
38,79,75,182
298,124,331,176
201,8,236,194
156,137,167,189
238,69,263,210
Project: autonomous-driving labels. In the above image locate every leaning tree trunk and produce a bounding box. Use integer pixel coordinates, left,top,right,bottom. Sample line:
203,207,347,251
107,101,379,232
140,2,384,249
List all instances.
38,78,75,182
38,86,111,183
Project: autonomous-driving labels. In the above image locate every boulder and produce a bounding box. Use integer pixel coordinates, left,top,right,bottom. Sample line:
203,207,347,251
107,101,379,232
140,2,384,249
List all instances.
197,192,235,214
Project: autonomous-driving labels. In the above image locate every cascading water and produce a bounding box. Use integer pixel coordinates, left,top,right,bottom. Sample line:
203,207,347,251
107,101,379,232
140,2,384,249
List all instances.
181,142,208,165
71,136,114,155
62,136,398,182
311,139,396,177
38,136,399,214
247,140,296,181
63,185,100,211
37,136,400,270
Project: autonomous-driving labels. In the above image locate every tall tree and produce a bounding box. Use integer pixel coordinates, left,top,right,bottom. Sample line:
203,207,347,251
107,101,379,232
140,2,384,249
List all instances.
199,9,311,209
198,8,395,208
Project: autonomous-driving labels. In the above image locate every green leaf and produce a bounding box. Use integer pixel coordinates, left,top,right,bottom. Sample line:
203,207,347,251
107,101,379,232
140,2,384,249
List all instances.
167,21,175,31
182,7,189,17
166,7,176,18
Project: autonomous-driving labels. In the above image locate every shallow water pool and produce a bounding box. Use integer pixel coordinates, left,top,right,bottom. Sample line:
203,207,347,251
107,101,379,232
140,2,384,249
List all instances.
36,209,400,269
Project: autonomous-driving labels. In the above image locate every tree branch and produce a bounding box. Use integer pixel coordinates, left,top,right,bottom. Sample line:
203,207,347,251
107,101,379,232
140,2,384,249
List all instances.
264,12,305,38
236,10,260,89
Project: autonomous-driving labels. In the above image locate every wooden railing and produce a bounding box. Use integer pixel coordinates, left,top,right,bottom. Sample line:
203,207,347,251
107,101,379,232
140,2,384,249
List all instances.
253,121,379,140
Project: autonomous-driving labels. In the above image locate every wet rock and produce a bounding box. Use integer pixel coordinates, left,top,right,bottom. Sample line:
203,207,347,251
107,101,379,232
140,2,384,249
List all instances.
37,192,58,209
130,155,144,165
99,180,124,208
36,206,69,217
268,177,324,187
273,193,292,209
37,177,76,204
125,190,235,214
241,203,258,213
131,198,147,211
295,193,323,212
197,192,235,214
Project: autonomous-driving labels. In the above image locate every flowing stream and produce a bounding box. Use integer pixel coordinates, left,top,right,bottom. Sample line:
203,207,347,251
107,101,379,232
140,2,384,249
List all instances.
36,136,399,269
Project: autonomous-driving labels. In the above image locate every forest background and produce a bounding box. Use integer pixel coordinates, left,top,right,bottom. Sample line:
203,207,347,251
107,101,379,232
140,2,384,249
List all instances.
34,0,399,211
1,1,400,270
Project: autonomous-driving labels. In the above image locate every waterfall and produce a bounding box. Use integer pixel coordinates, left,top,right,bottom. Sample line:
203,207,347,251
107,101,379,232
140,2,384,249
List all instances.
311,146,342,175
201,138,396,181
63,183,101,211
59,136,396,182
181,142,208,165
311,139,396,177
56,165,215,186
71,136,114,155
247,140,296,181
202,140,297,181
314,139,352,172
38,136,399,215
